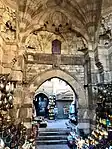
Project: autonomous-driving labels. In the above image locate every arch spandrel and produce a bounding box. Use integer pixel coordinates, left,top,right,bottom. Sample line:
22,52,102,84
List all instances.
29,69,87,108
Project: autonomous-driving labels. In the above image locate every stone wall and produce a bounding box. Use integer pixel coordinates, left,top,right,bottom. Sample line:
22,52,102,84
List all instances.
25,63,52,83
60,65,84,86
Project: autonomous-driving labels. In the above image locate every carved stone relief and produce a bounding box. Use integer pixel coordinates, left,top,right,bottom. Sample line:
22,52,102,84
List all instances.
99,14,112,45
25,30,87,55
0,3,16,41
26,31,62,53
42,11,72,34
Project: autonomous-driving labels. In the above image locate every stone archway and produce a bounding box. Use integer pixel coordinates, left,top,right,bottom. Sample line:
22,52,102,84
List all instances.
20,68,90,131
29,68,87,108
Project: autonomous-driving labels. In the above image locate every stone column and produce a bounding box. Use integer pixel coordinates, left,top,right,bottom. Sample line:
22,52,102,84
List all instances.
84,50,98,107
84,43,99,130
19,84,33,129
11,82,33,128
77,47,96,134
11,82,24,123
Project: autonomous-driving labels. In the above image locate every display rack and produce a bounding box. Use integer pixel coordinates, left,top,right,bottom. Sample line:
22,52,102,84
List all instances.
81,83,112,148
48,96,56,120
96,83,112,129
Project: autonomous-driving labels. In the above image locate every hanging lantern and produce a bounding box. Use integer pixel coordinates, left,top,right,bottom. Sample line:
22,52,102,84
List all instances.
99,86,103,91
0,75,18,147
0,100,2,106
0,138,5,149
10,104,13,109
4,98,8,105
5,104,9,109
103,89,107,93
6,115,11,122
1,94,5,100
6,93,10,99
108,92,111,95
103,130,108,136
0,92,2,100
8,95,13,102
0,81,4,90
5,83,10,93
99,95,102,99
0,117,2,124
92,131,95,136
100,131,104,136
10,82,14,93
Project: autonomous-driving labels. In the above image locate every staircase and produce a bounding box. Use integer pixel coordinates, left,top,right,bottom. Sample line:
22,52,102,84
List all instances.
36,128,70,145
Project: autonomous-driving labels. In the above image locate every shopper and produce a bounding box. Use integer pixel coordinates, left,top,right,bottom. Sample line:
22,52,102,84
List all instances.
54,106,58,120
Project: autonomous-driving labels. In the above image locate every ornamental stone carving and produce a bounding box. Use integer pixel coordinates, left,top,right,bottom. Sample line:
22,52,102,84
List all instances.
99,14,112,45
0,4,16,41
25,31,87,55
42,11,72,34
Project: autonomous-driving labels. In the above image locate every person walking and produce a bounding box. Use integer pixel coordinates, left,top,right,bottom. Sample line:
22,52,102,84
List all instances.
54,106,58,121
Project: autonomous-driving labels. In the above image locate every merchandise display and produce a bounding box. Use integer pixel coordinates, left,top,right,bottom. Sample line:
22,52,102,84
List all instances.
48,96,56,120
67,83,112,149
81,83,112,148
83,83,112,148
96,83,112,128
0,75,35,149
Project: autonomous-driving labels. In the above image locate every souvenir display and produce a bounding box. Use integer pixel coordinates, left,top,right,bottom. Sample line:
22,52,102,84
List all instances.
81,83,112,148
48,96,56,120
67,83,112,149
96,83,112,128
0,75,35,148
0,77,14,111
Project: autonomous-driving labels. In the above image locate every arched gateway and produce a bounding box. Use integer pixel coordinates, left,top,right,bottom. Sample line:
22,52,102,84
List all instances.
20,68,89,133
29,68,87,108
17,68,89,129
29,69,89,134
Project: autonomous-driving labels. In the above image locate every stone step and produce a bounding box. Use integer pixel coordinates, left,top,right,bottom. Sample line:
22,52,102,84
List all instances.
39,128,70,132
39,131,67,136
38,135,67,140
36,140,67,145
37,127,69,145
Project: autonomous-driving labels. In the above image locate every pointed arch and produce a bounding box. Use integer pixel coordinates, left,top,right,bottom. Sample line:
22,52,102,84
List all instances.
29,69,87,108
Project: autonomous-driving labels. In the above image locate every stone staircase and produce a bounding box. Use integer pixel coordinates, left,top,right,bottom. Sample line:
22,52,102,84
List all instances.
36,128,70,145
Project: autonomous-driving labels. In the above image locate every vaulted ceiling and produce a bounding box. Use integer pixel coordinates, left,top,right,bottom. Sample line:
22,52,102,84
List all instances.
2,0,112,43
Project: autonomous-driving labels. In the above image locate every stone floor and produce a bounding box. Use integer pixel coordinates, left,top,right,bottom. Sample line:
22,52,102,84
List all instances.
47,119,68,128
